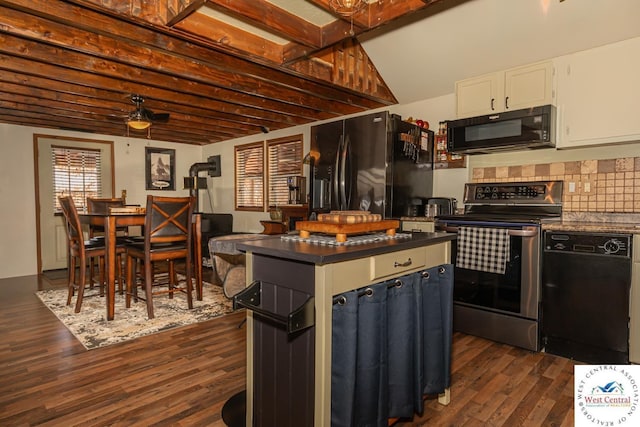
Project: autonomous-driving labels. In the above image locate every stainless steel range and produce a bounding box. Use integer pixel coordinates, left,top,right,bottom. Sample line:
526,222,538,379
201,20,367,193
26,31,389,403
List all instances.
436,180,563,351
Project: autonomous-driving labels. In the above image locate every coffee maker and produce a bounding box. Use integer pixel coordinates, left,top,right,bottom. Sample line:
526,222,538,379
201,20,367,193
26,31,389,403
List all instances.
287,176,306,205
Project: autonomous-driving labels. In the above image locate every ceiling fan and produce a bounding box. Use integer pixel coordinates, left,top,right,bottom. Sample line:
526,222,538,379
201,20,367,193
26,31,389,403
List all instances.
126,94,170,130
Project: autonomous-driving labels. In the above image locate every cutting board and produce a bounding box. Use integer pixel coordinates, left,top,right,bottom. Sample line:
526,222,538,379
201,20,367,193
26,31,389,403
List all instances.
317,210,382,224
295,219,400,243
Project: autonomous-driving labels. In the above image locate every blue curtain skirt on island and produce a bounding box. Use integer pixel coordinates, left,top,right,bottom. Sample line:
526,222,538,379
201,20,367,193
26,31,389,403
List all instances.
331,264,453,427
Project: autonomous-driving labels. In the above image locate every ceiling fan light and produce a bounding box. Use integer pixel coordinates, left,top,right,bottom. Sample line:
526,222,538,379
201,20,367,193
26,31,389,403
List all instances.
128,119,151,130
127,109,151,130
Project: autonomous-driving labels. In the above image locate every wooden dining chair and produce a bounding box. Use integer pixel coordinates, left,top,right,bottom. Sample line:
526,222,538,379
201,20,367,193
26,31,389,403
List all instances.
86,197,128,236
125,195,196,319
86,197,129,292
59,196,126,313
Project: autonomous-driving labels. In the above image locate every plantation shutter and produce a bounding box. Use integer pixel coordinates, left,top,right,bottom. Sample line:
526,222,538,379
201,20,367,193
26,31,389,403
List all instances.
267,136,303,206
235,142,265,211
51,146,103,212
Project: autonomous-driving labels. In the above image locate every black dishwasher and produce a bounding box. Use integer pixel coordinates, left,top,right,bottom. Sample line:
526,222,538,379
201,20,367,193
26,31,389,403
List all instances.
542,231,632,364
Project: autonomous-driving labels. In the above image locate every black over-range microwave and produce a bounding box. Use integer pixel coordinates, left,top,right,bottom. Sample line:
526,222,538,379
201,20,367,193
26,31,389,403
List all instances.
447,104,556,154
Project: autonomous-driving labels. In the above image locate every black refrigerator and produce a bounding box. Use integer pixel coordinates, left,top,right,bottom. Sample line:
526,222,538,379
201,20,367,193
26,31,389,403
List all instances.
309,111,433,219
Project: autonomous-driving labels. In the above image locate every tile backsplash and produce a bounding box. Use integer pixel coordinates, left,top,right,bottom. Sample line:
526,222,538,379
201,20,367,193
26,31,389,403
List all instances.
471,157,640,213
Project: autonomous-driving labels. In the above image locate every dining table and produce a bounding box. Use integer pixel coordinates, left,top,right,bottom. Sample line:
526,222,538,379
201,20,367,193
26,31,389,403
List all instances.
79,211,203,320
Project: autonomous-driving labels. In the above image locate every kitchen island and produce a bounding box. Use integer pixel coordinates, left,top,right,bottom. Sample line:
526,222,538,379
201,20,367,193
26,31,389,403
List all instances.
236,231,456,427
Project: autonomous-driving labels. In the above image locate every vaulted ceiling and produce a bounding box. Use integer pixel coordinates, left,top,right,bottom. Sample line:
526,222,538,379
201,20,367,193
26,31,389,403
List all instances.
0,0,454,145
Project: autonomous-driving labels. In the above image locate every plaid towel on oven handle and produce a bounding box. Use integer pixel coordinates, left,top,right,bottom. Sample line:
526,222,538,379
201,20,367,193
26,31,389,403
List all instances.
456,227,511,274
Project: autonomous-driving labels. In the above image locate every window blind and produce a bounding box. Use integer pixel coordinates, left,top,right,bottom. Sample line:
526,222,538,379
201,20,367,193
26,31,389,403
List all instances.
235,142,264,211
267,137,303,206
52,146,102,212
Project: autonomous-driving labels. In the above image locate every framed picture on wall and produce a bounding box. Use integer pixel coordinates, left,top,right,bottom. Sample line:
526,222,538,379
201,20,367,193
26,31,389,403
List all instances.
145,147,175,190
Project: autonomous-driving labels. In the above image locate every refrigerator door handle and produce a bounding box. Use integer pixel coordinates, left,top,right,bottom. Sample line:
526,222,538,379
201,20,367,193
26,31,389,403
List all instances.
342,135,352,208
333,135,343,210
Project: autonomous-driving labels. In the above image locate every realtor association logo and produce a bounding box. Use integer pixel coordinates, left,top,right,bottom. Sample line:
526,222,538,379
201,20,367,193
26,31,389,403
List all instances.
575,365,640,426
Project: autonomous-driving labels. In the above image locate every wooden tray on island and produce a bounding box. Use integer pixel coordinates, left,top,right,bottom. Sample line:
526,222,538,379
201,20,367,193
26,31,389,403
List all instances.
317,210,382,224
295,219,400,243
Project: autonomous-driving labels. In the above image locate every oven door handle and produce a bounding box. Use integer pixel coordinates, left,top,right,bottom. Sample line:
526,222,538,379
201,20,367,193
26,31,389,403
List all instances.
440,225,538,237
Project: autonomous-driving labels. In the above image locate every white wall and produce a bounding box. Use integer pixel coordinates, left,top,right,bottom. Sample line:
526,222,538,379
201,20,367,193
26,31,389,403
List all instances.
0,124,202,279
1,125,39,278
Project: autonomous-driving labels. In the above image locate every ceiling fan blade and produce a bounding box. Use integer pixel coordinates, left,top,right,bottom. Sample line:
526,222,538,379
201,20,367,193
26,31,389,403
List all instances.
128,97,170,124
150,112,170,123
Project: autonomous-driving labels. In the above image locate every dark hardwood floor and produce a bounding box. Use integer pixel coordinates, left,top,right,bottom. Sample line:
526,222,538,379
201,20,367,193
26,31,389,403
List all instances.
0,271,576,426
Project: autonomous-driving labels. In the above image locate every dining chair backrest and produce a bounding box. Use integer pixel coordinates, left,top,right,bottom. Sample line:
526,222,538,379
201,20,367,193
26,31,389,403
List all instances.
59,196,85,254
144,195,195,247
86,197,125,214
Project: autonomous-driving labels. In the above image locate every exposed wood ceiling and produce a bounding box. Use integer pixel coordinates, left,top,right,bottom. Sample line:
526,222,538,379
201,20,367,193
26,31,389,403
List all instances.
0,0,452,145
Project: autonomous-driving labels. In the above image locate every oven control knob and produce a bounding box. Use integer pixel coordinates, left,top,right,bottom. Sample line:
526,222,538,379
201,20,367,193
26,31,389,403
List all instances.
600,239,623,254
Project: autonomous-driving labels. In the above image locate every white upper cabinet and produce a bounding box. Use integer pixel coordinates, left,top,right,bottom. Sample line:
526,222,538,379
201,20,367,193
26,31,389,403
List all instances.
455,61,554,119
556,37,640,148
455,73,503,119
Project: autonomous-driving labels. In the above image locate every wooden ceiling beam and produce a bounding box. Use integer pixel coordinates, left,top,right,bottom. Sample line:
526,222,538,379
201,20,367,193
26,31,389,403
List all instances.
78,0,168,24
0,7,360,118
204,0,323,48
67,0,390,107
166,0,207,26
9,0,390,109
173,12,286,64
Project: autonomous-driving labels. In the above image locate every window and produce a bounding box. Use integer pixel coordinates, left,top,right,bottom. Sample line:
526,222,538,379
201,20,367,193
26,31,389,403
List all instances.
52,145,103,212
235,142,264,211
267,135,303,207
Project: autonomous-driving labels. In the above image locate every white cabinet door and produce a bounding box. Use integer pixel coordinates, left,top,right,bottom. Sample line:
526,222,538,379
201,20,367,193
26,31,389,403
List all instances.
455,72,503,119
455,61,554,119
504,61,554,111
558,37,640,148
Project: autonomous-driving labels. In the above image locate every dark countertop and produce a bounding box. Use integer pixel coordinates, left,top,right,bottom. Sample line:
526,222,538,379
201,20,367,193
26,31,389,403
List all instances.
236,232,456,266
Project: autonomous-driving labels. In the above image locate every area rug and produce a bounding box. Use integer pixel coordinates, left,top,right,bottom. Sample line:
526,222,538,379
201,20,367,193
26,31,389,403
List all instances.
36,279,234,350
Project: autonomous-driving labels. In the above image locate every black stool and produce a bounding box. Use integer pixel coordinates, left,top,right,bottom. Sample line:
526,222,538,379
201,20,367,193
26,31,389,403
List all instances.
221,390,246,427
